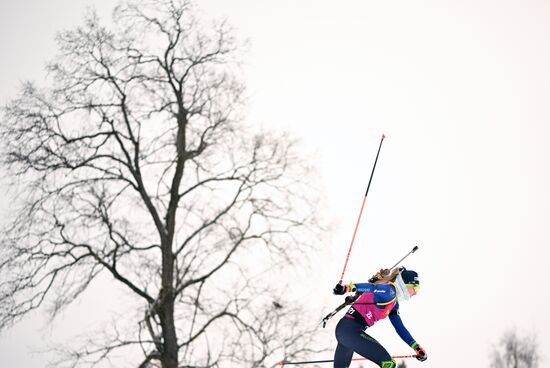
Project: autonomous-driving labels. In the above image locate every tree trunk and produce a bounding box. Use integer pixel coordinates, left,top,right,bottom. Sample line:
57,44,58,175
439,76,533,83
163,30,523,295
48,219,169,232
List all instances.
160,295,178,368
160,252,178,368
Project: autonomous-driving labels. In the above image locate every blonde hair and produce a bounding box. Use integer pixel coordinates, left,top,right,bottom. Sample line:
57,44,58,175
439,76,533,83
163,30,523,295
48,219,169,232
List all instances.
371,268,401,284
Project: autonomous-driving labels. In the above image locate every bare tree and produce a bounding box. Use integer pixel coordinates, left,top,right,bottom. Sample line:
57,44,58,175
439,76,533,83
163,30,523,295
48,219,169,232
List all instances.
0,1,325,367
490,329,540,368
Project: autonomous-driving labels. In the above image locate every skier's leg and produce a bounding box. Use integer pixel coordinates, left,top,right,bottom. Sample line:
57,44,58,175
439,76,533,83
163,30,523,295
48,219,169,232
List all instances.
336,323,395,368
333,318,357,368
334,341,354,368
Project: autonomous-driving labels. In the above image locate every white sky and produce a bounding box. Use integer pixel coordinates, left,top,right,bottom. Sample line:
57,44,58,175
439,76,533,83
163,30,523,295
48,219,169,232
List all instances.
2,0,550,367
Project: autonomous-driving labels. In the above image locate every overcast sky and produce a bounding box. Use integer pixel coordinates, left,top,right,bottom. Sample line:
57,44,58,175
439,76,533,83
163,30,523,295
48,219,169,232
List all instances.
2,1,550,367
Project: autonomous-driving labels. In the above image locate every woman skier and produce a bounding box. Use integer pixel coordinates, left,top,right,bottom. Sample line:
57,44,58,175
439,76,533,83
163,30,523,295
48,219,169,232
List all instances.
332,267,427,368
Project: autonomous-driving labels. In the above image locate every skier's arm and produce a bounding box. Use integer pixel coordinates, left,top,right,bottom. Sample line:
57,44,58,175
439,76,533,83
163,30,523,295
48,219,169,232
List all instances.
334,281,372,294
352,282,374,293
389,309,417,348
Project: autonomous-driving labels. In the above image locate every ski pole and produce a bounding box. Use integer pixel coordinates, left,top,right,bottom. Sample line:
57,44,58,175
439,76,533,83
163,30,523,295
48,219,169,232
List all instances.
388,245,419,271
277,354,417,366
338,133,385,285
321,293,360,328
370,245,420,281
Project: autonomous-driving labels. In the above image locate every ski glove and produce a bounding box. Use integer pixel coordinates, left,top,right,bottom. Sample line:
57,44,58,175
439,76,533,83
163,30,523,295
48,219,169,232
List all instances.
415,346,427,362
332,282,356,295
333,283,345,295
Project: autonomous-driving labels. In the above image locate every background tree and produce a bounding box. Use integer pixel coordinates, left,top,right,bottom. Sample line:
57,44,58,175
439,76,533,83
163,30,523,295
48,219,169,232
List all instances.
490,329,540,368
0,1,325,367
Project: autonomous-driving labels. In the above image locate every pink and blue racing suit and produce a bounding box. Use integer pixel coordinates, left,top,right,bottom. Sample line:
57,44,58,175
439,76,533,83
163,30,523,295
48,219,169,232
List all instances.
333,282,418,368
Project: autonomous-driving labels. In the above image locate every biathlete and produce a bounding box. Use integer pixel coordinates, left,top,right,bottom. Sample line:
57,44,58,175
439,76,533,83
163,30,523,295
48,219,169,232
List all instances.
332,267,427,368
